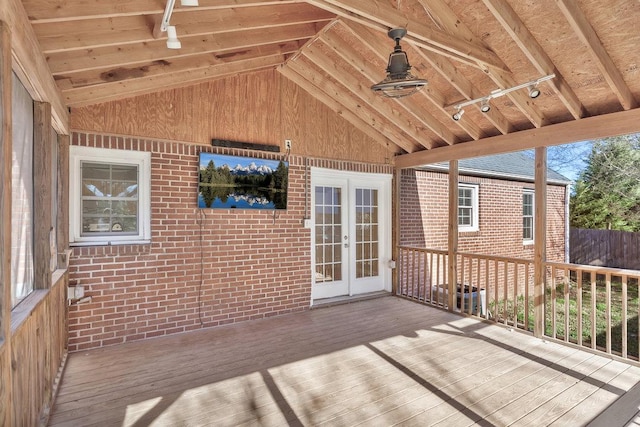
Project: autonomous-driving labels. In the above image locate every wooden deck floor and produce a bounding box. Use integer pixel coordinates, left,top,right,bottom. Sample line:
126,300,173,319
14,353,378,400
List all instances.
49,296,640,427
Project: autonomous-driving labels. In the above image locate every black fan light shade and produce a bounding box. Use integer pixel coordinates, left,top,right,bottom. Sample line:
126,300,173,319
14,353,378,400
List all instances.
371,28,428,98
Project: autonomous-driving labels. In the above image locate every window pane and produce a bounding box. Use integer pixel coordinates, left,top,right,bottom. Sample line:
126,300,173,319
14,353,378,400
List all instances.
11,74,35,307
80,162,139,236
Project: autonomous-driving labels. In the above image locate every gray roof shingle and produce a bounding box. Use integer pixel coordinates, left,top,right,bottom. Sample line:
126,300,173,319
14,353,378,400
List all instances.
425,151,570,184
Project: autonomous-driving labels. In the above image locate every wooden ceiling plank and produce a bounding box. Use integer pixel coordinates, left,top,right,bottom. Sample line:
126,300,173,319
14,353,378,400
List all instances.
395,108,640,168
24,0,305,23
305,0,507,72
482,0,586,119
55,41,304,89
336,21,481,142
34,4,334,53
63,54,285,107
278,64,401,154
287,58,420,153
47,23,321,75
1,0,68,133
556,0,637,110
417,0,546,128
301,42,433,150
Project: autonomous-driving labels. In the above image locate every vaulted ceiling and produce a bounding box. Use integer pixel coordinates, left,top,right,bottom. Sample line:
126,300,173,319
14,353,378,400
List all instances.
16,0,640,166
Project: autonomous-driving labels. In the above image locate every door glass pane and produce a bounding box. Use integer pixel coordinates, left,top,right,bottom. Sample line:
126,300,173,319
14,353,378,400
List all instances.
355,188,379,279
315,186,342,283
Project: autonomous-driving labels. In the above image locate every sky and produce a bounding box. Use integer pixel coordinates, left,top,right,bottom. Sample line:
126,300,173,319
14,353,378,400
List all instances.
199,153,284,170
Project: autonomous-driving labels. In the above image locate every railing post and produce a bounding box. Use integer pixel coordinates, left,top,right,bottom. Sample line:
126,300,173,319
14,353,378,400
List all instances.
448,160,459,311
534,147,547,338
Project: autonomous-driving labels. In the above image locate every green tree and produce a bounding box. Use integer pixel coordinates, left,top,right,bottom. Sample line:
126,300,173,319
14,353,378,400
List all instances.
570,135,640,231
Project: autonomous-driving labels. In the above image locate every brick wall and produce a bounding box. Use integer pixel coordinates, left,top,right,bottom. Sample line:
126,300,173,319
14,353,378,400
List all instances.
68,132,392,351
400,168,568,262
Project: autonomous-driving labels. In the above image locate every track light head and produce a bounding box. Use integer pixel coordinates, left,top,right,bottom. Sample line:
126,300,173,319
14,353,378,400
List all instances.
528,84,541,99
480,98,491,113
452,107,464,121
166,26,181,49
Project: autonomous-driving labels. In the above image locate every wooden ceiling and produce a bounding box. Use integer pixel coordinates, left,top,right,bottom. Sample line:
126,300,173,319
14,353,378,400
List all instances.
17,0,640,166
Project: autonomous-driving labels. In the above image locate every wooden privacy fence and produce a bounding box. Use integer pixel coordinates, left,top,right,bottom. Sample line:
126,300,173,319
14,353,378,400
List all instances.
397,246,640,363
570,227,640,270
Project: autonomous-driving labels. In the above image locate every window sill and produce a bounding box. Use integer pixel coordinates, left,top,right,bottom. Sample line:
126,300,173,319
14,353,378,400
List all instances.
523,240,534,246
10,268,68,334
70,239,151,247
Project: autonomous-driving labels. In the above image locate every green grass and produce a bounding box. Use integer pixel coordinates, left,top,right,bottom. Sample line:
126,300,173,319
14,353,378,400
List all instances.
488,277,639,359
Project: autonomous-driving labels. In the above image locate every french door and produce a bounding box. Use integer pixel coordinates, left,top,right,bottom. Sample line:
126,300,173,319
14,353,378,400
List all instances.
311,169,392,301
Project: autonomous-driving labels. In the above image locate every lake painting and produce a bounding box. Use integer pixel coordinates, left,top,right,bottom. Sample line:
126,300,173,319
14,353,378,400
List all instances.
198,153,288,210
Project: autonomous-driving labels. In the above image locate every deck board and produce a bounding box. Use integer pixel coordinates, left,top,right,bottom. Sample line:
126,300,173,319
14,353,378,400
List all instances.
48,297,640,427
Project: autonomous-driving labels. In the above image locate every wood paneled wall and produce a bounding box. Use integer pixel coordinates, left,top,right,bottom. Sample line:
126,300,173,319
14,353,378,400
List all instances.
11,276,67,426
70,69,393,165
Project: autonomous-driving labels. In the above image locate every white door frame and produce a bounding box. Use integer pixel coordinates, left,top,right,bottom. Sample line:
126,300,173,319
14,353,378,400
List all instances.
310,168,392,302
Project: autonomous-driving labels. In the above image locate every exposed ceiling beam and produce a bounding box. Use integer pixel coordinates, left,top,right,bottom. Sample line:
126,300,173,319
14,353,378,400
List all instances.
556,0,637,110
482,0,586,119
395,107,640,168
55,41,304,90
304,0,508,72
2,0,68,134
301,42,434,150
338,21,482,142
416,0,547,128
278,64,400,154
34,4,334,53
63,54,285,107
23,0,306,23
47,23,321,75
286,57,421,153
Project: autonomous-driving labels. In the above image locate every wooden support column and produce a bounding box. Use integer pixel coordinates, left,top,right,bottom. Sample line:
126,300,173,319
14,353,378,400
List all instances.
534,147,547,338
0,20,13,427
33,101,52,289
392,168,400,295
57,134,70,255
448,160,459,311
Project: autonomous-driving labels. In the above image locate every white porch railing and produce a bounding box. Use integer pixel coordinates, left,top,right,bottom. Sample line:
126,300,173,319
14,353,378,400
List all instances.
397,246,640,363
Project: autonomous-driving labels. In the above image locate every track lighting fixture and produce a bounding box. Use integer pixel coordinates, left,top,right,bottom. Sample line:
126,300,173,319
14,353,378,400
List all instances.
160,0,199,49
449,74,555,121
371,28,428,98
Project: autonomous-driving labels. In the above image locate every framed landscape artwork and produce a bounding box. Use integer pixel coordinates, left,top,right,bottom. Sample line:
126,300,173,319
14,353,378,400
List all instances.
198,153,289,210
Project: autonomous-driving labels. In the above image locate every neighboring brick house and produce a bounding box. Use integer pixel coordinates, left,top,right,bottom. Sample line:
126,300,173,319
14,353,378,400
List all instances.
400,151,571,262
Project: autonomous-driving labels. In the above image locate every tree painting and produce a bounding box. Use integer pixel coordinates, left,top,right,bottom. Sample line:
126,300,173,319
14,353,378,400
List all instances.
198,153,288,209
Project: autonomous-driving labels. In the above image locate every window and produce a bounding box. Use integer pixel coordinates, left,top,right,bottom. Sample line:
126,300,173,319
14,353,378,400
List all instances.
523,190,534,244
11,73,34,307
70,146,151,245
458,183,479,232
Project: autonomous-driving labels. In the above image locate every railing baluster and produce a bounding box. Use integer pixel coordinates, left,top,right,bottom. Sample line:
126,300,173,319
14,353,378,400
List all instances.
622,275,628,359
514,262,519,329
503,261,508,326
591,271,597,350
606,273,612,354
564,267,570,343
577,267,583,347
484,258,490,320
551,265,557,339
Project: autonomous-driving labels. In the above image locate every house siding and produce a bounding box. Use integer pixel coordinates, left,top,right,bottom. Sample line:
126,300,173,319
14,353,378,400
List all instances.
400,168,567,262
67,132,392,351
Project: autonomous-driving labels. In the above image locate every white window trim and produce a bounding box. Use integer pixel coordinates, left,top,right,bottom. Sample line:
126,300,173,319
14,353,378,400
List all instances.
523,189,535,245
458,183,479,233
69,146,151,246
